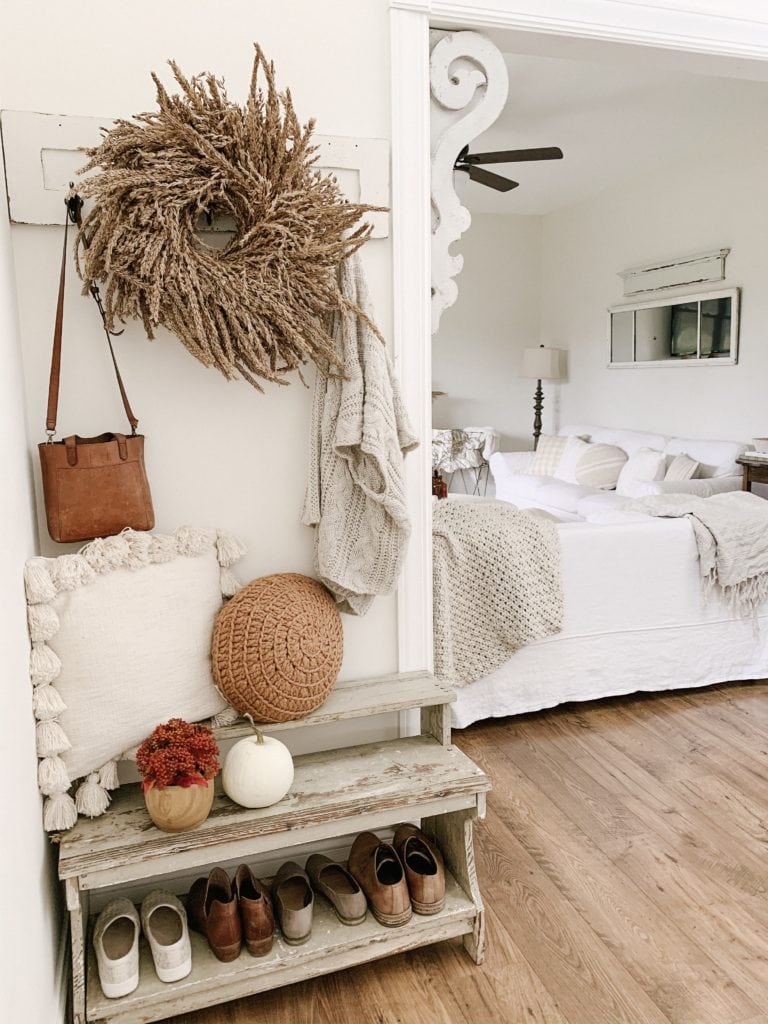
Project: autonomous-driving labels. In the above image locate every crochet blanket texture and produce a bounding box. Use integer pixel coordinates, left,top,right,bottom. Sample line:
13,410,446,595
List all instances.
303,254,418,614
632,490,768,616
432,499,563,685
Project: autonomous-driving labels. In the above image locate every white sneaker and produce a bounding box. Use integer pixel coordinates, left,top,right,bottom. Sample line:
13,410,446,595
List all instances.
94,899,140,999
140,890,192,983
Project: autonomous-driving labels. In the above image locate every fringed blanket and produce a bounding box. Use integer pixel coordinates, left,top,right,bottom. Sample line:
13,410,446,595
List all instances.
432,499,563,685
632,491,768,615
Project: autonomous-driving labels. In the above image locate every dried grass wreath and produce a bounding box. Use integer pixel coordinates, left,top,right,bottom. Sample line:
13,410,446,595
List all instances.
75,45,379,389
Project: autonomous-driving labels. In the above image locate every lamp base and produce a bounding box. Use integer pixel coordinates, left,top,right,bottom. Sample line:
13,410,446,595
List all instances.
532,379,543,450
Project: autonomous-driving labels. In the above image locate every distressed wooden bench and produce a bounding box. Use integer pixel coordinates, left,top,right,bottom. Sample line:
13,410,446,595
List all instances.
55,671,490,1024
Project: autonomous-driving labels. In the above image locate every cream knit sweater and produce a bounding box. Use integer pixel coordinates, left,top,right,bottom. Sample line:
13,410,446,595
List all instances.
302,255,418,614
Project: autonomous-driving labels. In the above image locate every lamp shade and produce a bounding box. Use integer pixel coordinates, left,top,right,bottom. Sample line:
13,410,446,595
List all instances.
521,346,564,380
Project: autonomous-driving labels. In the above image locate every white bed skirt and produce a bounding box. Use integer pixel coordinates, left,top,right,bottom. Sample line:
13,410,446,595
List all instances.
450,518,768,729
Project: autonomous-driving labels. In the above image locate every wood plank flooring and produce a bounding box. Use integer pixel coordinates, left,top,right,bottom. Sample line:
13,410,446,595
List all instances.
167,681,768,1024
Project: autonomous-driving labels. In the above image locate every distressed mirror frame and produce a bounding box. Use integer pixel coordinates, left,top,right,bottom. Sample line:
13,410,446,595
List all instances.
607,287,740,369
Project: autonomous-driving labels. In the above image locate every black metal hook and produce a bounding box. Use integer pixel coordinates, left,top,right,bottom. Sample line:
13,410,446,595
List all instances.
65,182,84,224
89,285,125,338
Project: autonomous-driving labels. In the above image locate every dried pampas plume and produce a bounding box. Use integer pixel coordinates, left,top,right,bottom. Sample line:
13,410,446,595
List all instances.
75,45,380,389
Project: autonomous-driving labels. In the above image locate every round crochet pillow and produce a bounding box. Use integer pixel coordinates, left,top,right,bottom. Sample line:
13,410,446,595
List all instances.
212,573,343,724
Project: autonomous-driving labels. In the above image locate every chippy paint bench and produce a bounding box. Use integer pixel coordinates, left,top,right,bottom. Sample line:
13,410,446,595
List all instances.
54,672,490,1024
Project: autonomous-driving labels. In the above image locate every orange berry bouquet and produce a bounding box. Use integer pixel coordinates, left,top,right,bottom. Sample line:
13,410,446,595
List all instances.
136,718,220,794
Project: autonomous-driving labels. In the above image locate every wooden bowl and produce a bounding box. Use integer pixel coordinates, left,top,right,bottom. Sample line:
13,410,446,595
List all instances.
144,781,215,832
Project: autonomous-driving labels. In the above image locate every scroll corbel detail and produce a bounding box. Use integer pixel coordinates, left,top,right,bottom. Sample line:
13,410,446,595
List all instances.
430,31,509,334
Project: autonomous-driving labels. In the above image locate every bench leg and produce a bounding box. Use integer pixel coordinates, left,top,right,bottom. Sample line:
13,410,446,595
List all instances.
421,806,485,964
65,878,87,1024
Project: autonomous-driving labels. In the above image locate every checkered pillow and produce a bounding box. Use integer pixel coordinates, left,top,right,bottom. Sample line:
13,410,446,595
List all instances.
529,435,569,476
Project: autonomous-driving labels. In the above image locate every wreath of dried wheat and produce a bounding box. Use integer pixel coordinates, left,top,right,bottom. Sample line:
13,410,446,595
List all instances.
75,45,378,389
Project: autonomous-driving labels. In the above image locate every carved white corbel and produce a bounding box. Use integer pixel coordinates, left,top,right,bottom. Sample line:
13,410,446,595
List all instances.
430,31,509,334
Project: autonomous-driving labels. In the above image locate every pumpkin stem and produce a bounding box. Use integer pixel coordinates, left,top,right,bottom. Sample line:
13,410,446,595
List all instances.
244,713,265,744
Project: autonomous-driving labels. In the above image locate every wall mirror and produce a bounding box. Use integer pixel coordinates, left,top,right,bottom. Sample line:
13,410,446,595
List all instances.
607,288,739,367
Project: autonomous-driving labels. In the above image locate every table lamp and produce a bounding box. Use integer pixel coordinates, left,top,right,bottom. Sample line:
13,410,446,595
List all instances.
520,345,565,450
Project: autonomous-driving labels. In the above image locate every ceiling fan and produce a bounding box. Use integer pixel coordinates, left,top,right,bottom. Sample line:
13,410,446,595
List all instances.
454,145,563,192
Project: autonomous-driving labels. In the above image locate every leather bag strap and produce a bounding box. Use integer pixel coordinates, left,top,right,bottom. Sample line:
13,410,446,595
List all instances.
45,193,139,437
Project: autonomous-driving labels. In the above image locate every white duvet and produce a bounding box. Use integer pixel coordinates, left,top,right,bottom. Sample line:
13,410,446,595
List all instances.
451,517,768,729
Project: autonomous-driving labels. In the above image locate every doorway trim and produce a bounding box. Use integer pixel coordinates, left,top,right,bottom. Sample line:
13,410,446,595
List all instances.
390,0,768,678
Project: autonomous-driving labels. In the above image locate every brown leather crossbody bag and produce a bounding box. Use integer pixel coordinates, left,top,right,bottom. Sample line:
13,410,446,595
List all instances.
38,194,154,544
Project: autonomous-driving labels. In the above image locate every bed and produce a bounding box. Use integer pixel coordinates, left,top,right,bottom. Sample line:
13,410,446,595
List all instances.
450,516,768,729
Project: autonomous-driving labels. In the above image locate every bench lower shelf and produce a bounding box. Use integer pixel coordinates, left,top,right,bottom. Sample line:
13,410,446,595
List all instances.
86,872,478,1024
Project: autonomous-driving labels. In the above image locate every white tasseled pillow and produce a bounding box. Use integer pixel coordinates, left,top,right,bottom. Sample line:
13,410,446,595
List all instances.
25,527,245,831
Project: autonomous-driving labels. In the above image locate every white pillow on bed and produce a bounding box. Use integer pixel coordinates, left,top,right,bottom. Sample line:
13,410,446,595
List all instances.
554,437,590,483
616,448,667,497
529,435,569,476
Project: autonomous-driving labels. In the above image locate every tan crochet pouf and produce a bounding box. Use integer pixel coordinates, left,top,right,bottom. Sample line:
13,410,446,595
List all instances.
212,573,343,723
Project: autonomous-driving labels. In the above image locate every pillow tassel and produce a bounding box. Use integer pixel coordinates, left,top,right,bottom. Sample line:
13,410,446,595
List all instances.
75,773,111,818
30,642,62,686
36,719,71,757
27,603,59,643
44,792,78,832
38,755,71,796
98,760,120,791
32,684,67,721
175,525,214,556
148,534,178,563
216,532,247,568
220,567,242,598
24,559,56,604
50,554,96,591
211,705,239,728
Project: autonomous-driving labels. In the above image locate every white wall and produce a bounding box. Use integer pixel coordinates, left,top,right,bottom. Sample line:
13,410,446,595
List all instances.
540,131,768,442
0,150,63,1023
1,0,396,688
0,4,395,1019
442,129,768,452
432,212,543,451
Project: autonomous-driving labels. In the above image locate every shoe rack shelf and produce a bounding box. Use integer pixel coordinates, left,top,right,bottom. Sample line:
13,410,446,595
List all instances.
55,671,490,1024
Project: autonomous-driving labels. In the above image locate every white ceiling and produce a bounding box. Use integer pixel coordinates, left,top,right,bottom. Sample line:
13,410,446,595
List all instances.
454,49,768,215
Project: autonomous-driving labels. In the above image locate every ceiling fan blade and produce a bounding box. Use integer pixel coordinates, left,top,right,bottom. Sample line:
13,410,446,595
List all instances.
464,146,563,165
466,165,519,192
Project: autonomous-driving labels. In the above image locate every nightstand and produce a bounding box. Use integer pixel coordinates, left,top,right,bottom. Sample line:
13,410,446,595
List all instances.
736,456,768,492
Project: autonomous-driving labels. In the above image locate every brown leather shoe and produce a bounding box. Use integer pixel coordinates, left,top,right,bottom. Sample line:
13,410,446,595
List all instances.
348,831,412,927
306,854,367,925
234,864,275,956
393,824,445,915
272,862,314,945
186,867,242,962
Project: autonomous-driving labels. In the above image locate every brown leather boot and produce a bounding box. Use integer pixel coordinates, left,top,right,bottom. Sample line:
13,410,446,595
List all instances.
348,831,412,927
186,867,242,962
234,864,274,956
393,824,445,915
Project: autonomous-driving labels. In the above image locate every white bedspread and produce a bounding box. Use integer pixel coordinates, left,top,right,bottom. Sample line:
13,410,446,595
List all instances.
451,518,768,729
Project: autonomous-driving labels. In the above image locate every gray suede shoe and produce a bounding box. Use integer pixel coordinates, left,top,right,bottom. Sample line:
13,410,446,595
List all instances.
272,861,314,945
306,854,367,925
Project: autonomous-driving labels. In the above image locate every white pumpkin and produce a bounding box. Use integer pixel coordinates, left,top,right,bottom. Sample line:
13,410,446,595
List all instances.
222,728,294,809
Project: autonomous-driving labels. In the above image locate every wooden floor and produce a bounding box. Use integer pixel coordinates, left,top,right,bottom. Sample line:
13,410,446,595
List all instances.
169,681,768,1024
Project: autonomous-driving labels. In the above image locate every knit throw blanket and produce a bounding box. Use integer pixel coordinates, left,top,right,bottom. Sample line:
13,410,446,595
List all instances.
632,491,768,615
433,499,563,686
302,254,419,615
